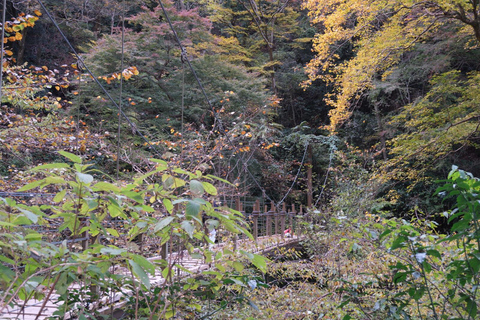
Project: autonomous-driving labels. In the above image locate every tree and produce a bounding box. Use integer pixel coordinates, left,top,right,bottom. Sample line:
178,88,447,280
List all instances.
303,0,480,131
0,9,111,190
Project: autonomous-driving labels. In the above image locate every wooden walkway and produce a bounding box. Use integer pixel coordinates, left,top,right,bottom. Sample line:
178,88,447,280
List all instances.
0,235,301,320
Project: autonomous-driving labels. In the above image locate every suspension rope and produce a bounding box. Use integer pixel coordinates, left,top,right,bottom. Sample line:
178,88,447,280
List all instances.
116,4,126,179
0,0,6,104
156,0,277,205
314,138,336,207
36,0,162,157
180,60,185,164
278,142,309,206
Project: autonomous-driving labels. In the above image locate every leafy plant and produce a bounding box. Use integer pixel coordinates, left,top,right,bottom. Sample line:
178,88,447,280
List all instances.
0,151,267,319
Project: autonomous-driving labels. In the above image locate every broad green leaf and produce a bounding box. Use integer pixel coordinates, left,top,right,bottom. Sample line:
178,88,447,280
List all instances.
190,180,204,196
76,172,94,184
18,208,38,223
186,200,201,218
100,247,125,255
31,163,70,171
92,182,121,193
17,179,44,191
133,254,155,275
154,216,175,232
53,190,67,203
206,174,233,185
202,181,217,195
25,233,42,241
58,150,82,163
173,178,186,188
0,221,15,227
251,254,267,273
45,176,66,185
129,260,151,289
233,261,244,272
163,199,173,213
181,220,194,238
122,191,144,203
108,204,123,218
106,228,120,237
162,175,174,189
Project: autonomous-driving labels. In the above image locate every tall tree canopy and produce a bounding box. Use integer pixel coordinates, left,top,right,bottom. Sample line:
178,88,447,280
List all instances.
303,0,480,131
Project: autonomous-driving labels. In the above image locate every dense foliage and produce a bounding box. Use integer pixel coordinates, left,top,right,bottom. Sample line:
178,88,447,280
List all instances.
2,0,480,318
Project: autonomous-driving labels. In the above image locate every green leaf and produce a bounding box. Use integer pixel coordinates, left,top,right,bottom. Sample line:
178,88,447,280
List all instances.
100,247,125,255
18,208,38,223
154,216,175,232
31,163,70,171
251,254,267,273
58,150,82,163
133,254,155,275
76,172,94,184
17,179,44,191
129,260,151,289
108,204,123,218
122,191,144,203
92,182,121,193
233,261,244,272
202,181,217,195
0,221,15,227
106,228,120,237
426,249,442,260
190,180,205,196
186,200,201,218
25,233,42,241
206,174,233,185
163,199,173,213
390,235,406,250
53,190,67,203
181,220,194,238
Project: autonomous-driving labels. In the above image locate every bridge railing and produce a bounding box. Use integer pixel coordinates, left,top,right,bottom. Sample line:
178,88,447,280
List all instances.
232,198,306,243
1,192,308,255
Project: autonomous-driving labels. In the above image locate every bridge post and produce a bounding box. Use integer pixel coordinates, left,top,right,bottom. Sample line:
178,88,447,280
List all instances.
234,198,242,250
161,241,168,260
280,203,286,240
297,205,303,235
252,200,260,241
274,203,279,236
266,202,274,236
289,204,296,236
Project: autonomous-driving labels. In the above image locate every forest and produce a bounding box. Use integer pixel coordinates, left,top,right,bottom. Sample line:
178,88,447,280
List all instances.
1,0,480,318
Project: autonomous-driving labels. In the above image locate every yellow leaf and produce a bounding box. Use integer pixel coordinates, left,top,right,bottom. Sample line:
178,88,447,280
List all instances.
4,49,13,56
15,33,22,41
34,10,42,16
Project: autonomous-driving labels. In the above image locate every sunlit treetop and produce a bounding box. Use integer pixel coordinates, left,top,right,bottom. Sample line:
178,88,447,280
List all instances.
302,0,480,131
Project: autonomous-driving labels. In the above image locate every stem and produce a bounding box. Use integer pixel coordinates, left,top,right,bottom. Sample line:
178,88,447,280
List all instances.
34,272,62,320
0,263,80,314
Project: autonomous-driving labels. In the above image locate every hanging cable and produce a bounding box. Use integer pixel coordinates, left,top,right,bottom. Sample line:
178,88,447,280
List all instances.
36,0,162,157
314,138,336,207
180,60,185,164
0,0,7,104
116,4,126,179
156,0,277,205
278,142,309,206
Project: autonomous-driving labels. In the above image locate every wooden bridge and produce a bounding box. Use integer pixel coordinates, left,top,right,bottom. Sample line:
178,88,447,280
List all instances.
0,200,308,320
